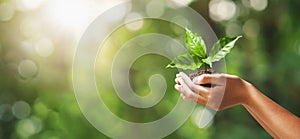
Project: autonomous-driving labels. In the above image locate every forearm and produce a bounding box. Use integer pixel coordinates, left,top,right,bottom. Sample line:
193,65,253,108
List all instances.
244,83,300,138
244,105,279,138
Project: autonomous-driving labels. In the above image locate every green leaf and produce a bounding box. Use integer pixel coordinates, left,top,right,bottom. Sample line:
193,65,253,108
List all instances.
185,28,207,58
166,54,203,70
202,57,212,68
208,36,242,63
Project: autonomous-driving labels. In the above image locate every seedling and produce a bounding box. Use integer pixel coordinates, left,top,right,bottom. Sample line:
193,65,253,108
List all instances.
166,28,241,79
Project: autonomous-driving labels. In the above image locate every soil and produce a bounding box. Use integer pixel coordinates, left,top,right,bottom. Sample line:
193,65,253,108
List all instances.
188,68,216,88
188,68,215,80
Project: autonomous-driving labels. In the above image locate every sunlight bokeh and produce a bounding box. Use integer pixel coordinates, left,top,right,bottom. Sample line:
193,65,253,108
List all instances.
44,0,94,30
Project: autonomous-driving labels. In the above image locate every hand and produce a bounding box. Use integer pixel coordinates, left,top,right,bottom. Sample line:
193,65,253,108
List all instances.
175,72,251,111
175,72,300,138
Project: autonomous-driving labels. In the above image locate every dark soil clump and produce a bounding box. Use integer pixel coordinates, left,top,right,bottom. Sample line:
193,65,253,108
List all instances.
188,69,217,88
188,69,215,80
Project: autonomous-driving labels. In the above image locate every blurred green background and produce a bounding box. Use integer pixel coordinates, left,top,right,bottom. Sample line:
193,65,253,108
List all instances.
0,0,300,138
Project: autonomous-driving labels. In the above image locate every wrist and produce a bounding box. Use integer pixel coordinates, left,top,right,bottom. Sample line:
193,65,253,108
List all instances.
241,80,256,107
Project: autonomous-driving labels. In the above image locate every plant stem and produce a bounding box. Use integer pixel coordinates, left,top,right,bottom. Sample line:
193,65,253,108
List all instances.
204,64,210,70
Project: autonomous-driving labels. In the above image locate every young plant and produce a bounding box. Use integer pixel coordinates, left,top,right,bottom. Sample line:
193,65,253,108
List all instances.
166,28,241,71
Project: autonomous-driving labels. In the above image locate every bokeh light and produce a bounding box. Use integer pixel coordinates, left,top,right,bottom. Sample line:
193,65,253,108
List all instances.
169,0,194,7
146,0,165,18
242,19,260,38
18,59,38,79
226,22,243,36
44,0,95,32
19,39,36,56
249,0,268,11
171,15,190,35
0,104,13,122
209,0,237,22
16,116,43,138
125,13,144,31
33,100,49,119
12,101,31,119
34,37,54,58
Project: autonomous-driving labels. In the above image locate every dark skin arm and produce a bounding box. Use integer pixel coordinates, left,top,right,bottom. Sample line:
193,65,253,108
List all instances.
175,72,300,139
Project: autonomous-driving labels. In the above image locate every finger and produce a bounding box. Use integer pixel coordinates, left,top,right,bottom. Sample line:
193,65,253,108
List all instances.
175,80,199,102
178,72,191,82
175,78,180,85
175,84,182,92
175,83,196,99
193,74,225,85
179,88,207,105
177,77,208,97
178,72,205,94
179,78,208,105
192,74,212,84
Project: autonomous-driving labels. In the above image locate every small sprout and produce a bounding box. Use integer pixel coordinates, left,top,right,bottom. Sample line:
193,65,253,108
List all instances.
166,27,241,70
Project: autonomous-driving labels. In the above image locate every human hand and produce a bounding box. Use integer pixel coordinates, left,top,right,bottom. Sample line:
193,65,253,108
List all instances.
175,72,251,111
175,72,300,138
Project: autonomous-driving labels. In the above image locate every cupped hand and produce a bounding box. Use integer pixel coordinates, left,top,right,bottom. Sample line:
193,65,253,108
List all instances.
175,72,251,111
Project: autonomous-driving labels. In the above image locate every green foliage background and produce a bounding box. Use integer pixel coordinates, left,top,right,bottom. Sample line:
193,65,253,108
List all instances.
0,0,300,138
